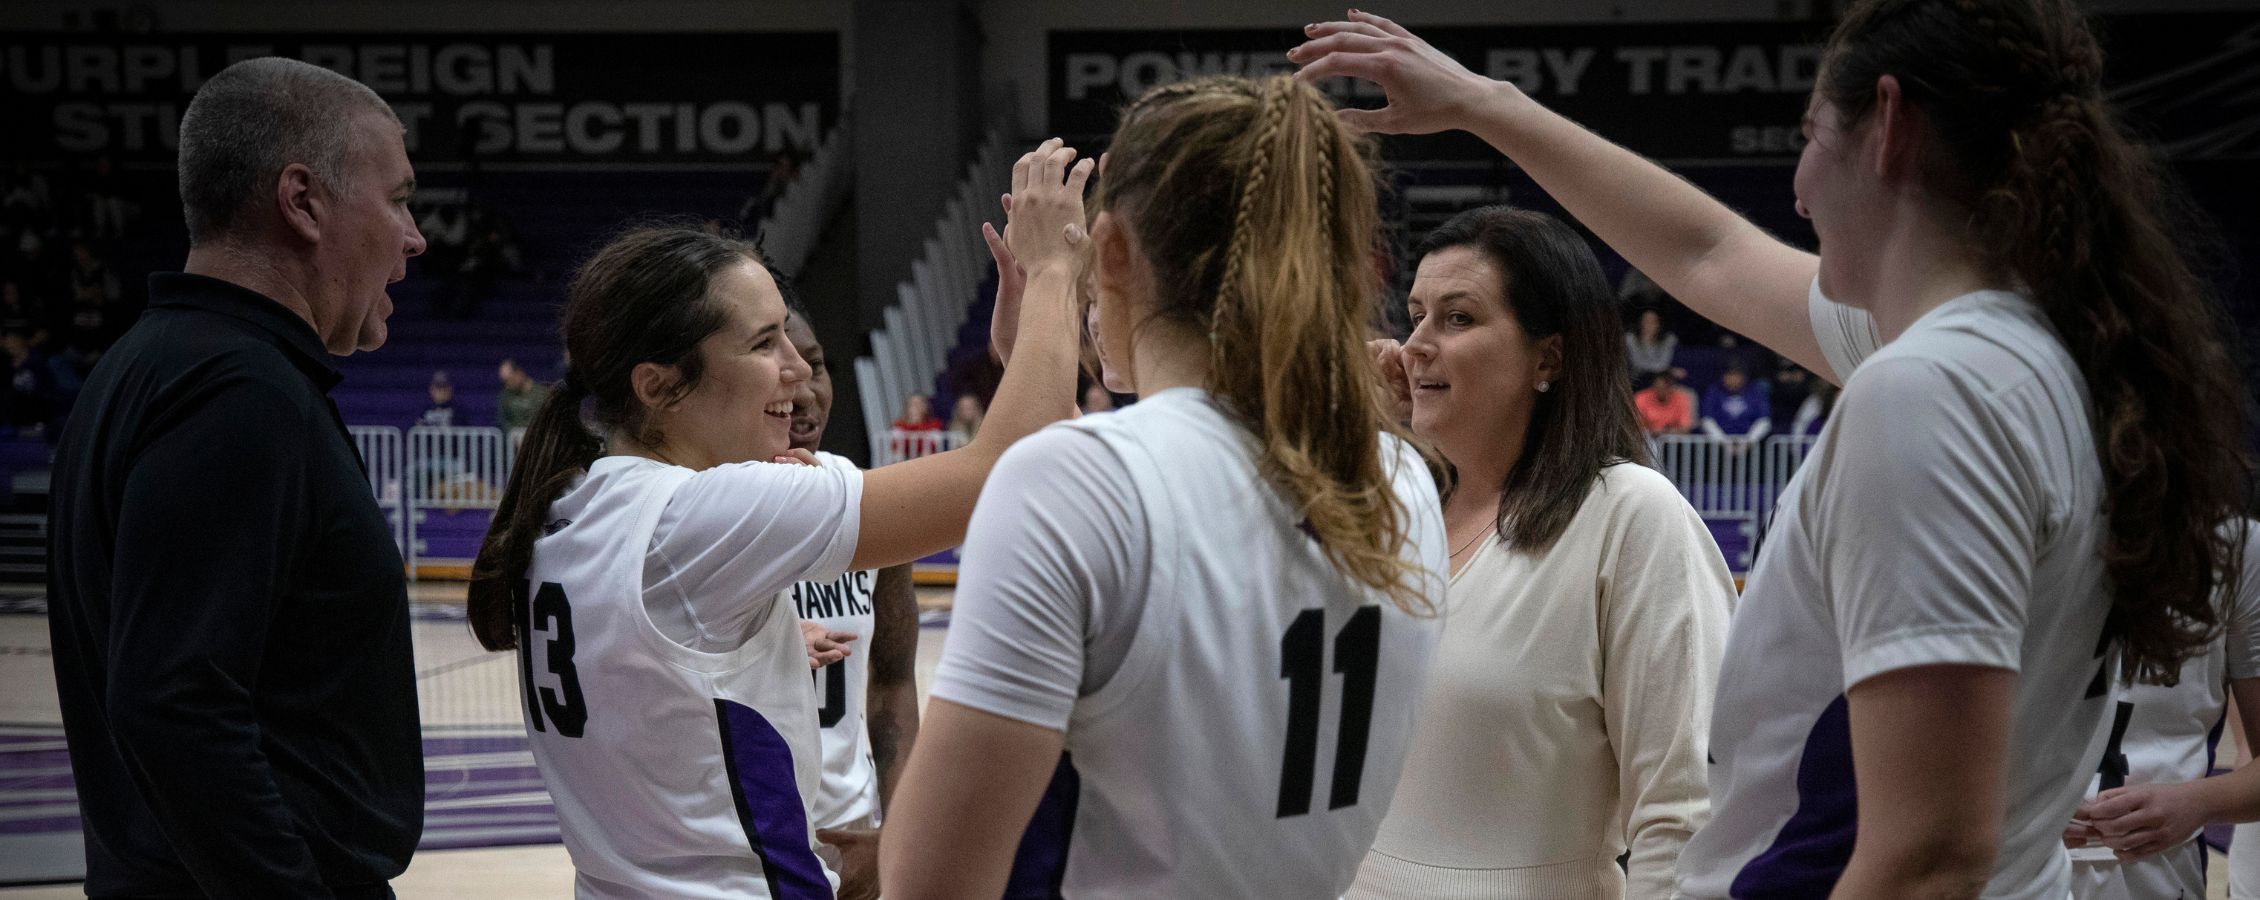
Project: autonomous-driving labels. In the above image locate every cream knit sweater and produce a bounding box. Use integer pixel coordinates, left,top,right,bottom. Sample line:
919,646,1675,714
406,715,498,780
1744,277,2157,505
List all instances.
1349,463,1734,900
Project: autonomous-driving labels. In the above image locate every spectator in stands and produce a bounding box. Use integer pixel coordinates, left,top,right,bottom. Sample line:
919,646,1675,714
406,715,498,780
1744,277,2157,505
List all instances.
0,280,45,344
417,202,468,284
82,155,134,240
894,393,941,432
1770,358,1813,433
2,163,53,231
1789,379,1838,438
1699,363,1771,445
419,369,457,428
888,392,945,461
949,393,984,440
13,230,66,304
1624,307,1676,379
50,262,125,390
447,207,521,319
741,151,801,224
2,330,55,437
1635,369,1694,436
47,56,426,897
69,241,119,307
1080,382,1115,414
496,357,548,434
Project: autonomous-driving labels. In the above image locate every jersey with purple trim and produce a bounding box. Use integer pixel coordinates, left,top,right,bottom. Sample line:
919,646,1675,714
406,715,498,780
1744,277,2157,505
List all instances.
2068,520,2260,899
520,456,858,899
796,451,882,830
795,565,879,828
934,388,1450,898
1675,286,2112,900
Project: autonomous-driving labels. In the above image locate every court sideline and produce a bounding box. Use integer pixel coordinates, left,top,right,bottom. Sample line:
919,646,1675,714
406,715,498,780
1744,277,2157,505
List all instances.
0,586,2237,898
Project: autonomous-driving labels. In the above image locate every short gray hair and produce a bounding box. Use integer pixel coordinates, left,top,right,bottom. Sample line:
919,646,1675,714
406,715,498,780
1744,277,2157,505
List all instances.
178,57,397,246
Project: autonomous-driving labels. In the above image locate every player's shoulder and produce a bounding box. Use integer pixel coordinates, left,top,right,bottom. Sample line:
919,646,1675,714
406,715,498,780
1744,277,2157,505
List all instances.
1377,430,1444,503
987,421,1135,507
1858,291,2072,399
811,450,864,475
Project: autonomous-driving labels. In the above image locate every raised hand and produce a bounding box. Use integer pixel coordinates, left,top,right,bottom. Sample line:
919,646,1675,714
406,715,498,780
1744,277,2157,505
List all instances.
1002,138,1094,278
1369,338,1412,423
983,196,1026,364
1288,10,1508,136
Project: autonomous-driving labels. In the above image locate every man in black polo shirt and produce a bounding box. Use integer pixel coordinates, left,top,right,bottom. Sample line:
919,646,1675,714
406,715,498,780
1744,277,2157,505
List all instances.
47,57,428,898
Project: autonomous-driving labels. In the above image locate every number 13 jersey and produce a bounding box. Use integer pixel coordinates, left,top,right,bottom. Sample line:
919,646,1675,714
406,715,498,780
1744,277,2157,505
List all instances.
520,456,863,899
934,387,1449,898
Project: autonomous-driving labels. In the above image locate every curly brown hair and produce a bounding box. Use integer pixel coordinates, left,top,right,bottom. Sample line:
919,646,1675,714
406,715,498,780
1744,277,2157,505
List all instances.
1825,0,2253,684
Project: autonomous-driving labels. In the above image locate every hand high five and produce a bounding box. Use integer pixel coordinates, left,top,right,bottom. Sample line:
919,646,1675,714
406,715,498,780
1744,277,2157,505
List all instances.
1002,138,1094,277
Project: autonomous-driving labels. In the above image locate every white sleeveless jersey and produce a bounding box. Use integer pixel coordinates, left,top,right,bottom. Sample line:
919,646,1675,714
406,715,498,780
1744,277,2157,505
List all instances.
793,566,881,828
937,388,1450,898
793,451,883,830
519,457,849,899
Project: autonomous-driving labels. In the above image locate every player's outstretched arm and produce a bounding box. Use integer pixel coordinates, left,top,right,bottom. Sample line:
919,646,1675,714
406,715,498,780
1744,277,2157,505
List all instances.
880,700,1064,899
848,139,1092,571
1291,10,1836,382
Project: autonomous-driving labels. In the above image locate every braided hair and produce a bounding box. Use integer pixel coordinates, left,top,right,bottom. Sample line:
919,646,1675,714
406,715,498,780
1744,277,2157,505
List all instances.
1099,75,1431,613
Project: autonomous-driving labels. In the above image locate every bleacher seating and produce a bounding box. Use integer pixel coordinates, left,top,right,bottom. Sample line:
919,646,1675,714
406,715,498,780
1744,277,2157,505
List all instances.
853,128,1015,464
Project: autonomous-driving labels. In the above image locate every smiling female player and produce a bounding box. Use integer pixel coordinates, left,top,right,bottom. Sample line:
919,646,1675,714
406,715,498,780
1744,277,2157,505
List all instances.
464,137,1093,899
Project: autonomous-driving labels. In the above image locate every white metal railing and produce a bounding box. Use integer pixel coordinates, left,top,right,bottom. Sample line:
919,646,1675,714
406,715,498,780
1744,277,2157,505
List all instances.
404,426,515,572
333,428,1825,577
1648,433,1827,570
855,125,1015,464
1757,434,1822,533
754,107,855,276
349,426,407,558
875,428,969,467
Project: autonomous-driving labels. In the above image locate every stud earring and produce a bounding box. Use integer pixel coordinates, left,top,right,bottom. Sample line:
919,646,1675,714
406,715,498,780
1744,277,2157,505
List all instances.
1536,380,1551,393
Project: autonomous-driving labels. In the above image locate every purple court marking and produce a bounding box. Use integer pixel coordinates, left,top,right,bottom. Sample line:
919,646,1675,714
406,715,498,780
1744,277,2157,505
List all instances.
0,729,564,851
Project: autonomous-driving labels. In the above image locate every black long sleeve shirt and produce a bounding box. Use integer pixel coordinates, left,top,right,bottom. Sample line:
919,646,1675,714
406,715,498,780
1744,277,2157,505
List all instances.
47,272,422,898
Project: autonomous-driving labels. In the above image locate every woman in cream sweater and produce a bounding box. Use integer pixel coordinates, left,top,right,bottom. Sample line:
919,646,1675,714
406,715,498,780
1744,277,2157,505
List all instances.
1354,206,1735,899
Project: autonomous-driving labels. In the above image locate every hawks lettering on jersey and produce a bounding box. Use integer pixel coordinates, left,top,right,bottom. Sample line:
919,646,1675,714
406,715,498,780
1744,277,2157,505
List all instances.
793,571,875,620
797,567,885,828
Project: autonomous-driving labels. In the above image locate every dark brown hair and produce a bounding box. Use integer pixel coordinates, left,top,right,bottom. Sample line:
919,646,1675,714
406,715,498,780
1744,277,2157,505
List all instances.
467,226,772,650
1097,74,1430,612
1825,0,2252,684
1415,206,1651,553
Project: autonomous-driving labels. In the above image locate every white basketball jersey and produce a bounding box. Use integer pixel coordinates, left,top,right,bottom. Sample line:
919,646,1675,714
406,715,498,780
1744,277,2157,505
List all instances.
2070,519,2260,899
2065,653,2223,900
793,567,881,829
2232,822,2260,899
1003,392,1449,898
1680,291,2112,900
520,458,838,899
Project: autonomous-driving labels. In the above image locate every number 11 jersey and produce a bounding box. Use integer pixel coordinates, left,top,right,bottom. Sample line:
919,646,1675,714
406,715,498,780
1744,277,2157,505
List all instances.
934,387,1449,898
